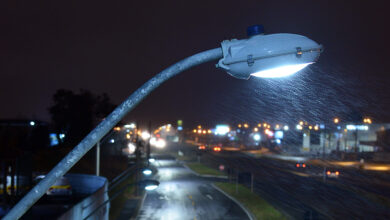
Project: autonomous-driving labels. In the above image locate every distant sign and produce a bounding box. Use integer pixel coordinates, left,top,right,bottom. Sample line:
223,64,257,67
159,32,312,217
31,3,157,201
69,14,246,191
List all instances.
215,124,230,135
177,120,183,127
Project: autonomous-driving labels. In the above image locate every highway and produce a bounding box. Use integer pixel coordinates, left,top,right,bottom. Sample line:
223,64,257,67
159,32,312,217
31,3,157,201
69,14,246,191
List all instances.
198,149,390,219
137,155,250,220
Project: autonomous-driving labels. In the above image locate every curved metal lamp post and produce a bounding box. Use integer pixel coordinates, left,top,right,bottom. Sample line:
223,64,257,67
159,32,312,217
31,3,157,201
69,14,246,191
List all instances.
4,25,322,219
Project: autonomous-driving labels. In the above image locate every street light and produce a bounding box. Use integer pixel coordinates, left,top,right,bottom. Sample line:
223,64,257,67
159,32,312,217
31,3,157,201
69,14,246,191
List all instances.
5,25,322,219
217,26,322,79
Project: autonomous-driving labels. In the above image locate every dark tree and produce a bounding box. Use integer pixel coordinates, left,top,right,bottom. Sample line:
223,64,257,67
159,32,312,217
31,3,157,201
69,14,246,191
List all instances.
49,89,116,145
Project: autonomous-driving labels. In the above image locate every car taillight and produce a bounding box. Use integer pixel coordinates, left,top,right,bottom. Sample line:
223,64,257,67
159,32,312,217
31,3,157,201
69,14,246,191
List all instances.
326,171,331,175
296,164,300,167
302,164,306,168
335,171,340,175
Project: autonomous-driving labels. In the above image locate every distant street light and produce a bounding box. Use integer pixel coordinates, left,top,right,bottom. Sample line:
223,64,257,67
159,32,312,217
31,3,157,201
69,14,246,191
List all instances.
5,25,322,219
334,118,340,124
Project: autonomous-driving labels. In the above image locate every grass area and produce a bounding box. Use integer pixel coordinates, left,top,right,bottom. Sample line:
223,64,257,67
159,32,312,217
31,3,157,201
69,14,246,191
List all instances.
215,182,286,220
186,162,226,176
166,151,197,162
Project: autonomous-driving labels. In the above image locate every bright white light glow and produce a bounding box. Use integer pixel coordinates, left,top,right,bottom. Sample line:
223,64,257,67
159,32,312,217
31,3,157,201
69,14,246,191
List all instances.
214,125,230,135
143,169,152,175
124,123,136,129
30,121,35,126
283,125,289,131
346,125,369,131
59,133,65,139
296,124,303,130
145,185,158,191
127,143,136,154
110,139,115,143
253,134,261,141
141,131,151,140
149,158,155,163
150,137,166,148
251,63,312,78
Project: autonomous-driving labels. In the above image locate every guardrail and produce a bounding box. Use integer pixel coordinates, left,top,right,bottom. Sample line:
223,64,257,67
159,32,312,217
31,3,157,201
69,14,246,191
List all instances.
58,174,109,220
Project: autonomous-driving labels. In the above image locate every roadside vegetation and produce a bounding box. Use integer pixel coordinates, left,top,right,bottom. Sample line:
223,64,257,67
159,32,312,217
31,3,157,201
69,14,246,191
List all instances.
186,162,226,176
215,182,286,220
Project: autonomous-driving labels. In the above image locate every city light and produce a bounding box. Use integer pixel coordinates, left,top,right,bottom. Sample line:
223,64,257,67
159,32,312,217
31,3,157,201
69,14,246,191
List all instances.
253,133,261,141
244,123,249,128
334,118,340,124
124,123,136,129
193,129,197,133
257,123,262,127
214,125,230,135
29,121,35,126
238,124,242,128
110,139,115,144
142,168,153,176
275,131,283,139
283,125,289,131
296,124,303,130
346,125,369,131
141,131,151,140
299,121,304,126
150,138,166,148
114,126,121,131
314,125,319,131
127,143,136,154
145,185,158,191
363,118,372,124
254,127,259,132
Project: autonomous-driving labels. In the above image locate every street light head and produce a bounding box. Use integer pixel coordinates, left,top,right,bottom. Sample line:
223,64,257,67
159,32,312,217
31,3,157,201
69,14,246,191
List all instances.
140,179,160,191
142,168,153,176
217,32,322,79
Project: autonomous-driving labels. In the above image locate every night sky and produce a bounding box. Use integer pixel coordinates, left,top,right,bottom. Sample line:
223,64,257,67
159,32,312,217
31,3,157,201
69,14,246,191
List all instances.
1,0,389,128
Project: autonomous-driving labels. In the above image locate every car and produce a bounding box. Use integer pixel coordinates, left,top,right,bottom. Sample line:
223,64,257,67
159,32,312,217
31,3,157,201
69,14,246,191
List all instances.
295,162,307,168
213,146,222,152
325,170,340,178
198,145,207,150
34,175,72,196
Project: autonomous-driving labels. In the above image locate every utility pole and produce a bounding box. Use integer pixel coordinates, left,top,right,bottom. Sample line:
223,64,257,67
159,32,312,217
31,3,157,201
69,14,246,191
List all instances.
250,173,254,193
96,141,100,176
235,169,239,194
147,121,151,166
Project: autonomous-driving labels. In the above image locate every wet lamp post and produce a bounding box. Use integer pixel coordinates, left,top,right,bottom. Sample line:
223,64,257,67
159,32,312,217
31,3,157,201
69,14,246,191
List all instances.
4,25,322,219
